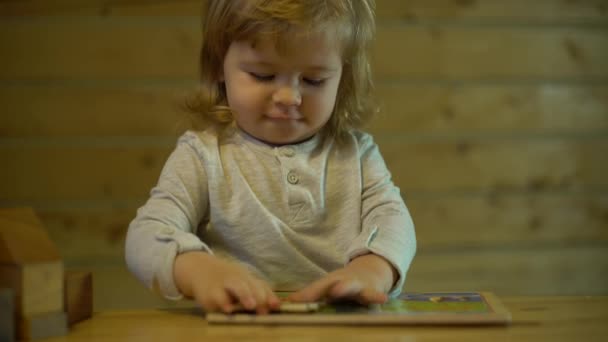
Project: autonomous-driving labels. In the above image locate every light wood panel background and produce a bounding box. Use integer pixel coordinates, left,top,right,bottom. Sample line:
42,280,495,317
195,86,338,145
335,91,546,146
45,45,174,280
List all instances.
1,0,607,310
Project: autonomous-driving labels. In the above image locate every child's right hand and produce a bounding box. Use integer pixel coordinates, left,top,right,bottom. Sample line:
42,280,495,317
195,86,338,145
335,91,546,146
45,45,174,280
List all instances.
173,251,281,314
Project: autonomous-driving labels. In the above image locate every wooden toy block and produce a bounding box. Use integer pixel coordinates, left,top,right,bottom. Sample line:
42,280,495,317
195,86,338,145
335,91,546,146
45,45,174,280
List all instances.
17,311,68,340
0,208,60,264
64,271,93,326
0,208,41,228
0,208,64,317
0,288,15,342
0,263,64,318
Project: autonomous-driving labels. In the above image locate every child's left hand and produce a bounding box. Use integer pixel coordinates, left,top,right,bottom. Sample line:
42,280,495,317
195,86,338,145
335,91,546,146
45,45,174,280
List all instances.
287,253,398,305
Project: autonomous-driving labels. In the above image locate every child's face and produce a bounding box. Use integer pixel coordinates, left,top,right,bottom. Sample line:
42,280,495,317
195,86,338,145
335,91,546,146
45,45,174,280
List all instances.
222,31,343,145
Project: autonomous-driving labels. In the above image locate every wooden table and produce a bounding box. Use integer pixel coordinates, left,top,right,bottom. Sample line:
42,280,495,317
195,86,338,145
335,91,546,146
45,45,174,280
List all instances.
42,296,607,342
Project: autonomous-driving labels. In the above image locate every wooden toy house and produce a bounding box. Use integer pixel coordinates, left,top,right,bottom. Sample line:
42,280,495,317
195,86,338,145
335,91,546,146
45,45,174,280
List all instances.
0,207,67,340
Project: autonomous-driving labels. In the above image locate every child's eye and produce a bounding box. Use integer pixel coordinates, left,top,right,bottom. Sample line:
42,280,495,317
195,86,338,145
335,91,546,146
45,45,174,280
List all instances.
303,78,325,86
249,72,275,82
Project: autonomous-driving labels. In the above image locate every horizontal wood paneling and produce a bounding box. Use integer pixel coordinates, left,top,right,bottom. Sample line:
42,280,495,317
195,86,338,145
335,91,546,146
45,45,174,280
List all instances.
2,0,607,23
376,0,608,23
371,84,608,135
0,145,171,201
0,83,189,137
26,193,608,262
1,22,606,79
1,0,607,303
0,20,199,79
408,193,608,248
1,138,606,201
65,263,194,311
68,245,608,310
380,138,608,192
405,246,608,295
373,26,608,79
1,83,607,137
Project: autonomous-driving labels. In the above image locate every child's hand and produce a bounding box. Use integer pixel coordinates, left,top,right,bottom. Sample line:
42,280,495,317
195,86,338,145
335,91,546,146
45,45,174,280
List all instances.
287,253,397,305
173,251,281,314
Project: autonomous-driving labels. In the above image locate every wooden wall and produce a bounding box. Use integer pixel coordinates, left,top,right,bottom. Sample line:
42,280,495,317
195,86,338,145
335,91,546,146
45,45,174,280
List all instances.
1,0,607,309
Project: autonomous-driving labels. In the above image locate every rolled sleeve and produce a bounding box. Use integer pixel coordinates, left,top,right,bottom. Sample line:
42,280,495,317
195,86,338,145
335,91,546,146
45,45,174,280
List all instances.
126,218,213,300
125,131,212,300
355,132,417,297
346,213,416,298
153,227,212,299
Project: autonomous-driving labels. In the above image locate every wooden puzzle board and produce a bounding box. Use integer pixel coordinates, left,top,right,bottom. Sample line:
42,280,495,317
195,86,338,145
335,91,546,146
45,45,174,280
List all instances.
206,292,512,325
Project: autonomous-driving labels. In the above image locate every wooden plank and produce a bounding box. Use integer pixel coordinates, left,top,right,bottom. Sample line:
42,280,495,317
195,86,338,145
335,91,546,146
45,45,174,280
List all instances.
3,192,604,261
0,0,204,16
375,0,608,23
0,144,172,201
0,83,189,138
405,245,608,295
37,207,139,261
379,137,608,192
407,192,608,249
65,263,194,311
0,20,199,79
1,22,607,79
69,245,608,310
0,138,606,200
372,26,608,79
1,0,606,23
1,83,607,137
370,83,608,135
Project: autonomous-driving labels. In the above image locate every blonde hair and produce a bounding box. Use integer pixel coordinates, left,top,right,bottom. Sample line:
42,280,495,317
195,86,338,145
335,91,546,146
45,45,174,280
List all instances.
186,0,378,141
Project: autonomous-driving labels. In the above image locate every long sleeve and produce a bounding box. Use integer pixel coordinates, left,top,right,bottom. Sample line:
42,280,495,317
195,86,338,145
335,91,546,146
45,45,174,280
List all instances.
346,133,417,297
125,133,212,300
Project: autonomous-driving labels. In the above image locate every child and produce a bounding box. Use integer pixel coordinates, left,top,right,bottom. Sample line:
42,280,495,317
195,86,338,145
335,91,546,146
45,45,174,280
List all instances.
125,0,416,315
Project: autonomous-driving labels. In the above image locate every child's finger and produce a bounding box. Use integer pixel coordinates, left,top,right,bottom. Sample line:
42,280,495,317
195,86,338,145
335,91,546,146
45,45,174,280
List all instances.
213,290,237,313
224,280,257,310
264,284,281,310
327,278,362,299
196,288,231,313
249,279,271,314
288,276,340,302
357,287,388,304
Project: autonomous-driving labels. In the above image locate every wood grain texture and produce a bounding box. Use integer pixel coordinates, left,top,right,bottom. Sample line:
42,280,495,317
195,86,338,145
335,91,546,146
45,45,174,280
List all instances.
0,0,606,302
12,193,605,262
0,83,189,138
1,83,606,137
2,0,607,23
376,0,608,23
21,297,607,342
0,208,61,263
21,262,64,317
67,245,608,311
17,311,68,340
2,138,605,201
372,26,608,79
1,22,606,79
0,263,64,317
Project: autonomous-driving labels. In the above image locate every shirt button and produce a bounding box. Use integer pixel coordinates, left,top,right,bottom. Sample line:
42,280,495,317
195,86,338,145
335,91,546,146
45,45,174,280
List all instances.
281,147,295,157
287,171,299,184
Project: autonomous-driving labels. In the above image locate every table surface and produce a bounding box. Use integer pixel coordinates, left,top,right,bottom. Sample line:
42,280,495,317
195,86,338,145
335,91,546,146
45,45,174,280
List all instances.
40,296,607,342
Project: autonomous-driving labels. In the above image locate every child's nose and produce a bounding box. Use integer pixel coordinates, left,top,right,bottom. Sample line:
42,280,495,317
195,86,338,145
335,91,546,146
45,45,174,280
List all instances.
272,85,302,107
